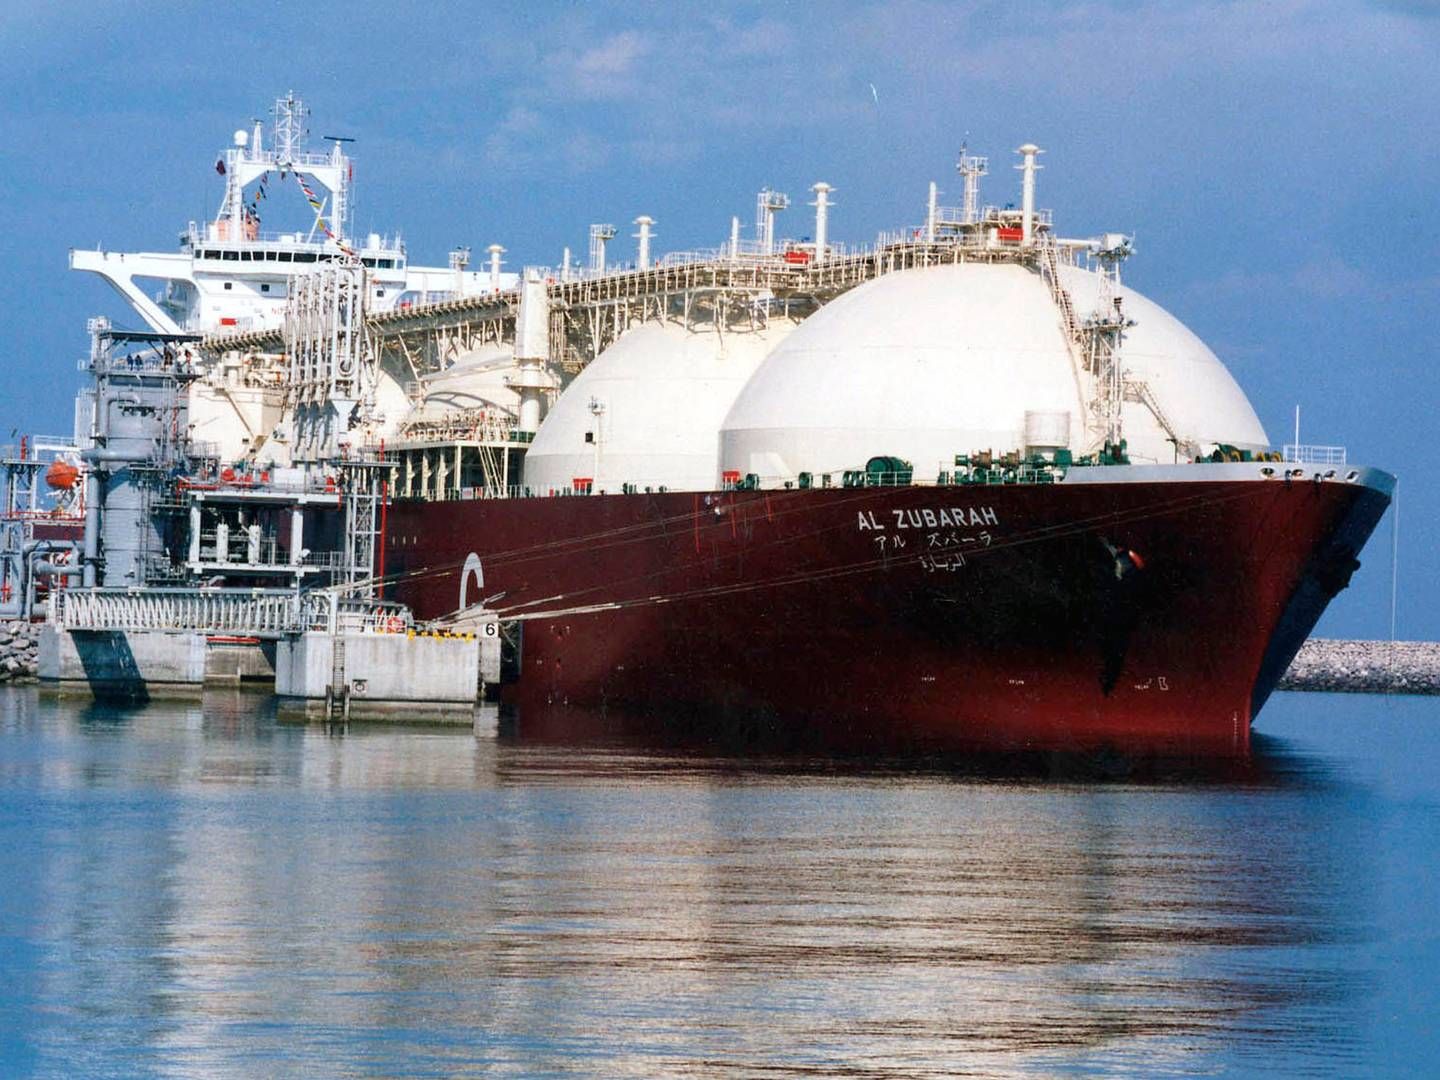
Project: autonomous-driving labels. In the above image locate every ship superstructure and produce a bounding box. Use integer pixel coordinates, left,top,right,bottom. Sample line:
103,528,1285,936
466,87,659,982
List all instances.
69,93,515,337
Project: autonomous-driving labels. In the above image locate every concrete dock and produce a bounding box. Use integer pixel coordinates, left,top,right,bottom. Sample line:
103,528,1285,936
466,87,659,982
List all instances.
5,619,1438,701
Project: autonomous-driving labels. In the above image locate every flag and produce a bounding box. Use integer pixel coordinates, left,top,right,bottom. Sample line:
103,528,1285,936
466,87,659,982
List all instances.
215,159,226,175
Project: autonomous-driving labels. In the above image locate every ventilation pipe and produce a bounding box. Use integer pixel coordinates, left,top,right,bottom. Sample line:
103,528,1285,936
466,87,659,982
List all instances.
810,183,832,265
926,182,938,243
486,244,505,291
449,246,470,299
1016,143,1042,246
729,216,740,259
756,189,789,256
289,507,305,567
588,224,616,273
81,470,100,587
633,216,654,270
512,268,554,434
561,246,572,282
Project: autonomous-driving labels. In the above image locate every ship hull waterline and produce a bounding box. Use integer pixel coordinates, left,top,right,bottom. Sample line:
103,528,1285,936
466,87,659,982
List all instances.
385,468,1392,757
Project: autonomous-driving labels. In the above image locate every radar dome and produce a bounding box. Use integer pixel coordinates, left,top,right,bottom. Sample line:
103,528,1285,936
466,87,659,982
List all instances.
719,262,1266,483
524,317,796,493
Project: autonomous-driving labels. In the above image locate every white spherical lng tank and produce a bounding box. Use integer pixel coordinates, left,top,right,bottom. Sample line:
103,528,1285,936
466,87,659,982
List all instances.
523,318,797,493
719,262,1267,483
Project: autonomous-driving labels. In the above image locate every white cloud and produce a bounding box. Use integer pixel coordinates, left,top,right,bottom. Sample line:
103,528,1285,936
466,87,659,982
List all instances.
483,105,547,169
563,131,614,173
564,30,652,98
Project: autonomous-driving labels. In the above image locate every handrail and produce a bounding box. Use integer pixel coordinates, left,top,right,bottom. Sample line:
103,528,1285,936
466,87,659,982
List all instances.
1283,444,1347,465
48,587,412,638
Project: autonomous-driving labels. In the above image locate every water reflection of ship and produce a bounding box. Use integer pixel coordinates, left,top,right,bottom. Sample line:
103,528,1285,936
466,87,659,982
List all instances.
16,689,1367,1072
490,699,1335,783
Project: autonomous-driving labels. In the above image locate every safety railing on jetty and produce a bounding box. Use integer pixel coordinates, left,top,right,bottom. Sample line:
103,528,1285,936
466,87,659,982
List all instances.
295,592,412,635
49,588,411,638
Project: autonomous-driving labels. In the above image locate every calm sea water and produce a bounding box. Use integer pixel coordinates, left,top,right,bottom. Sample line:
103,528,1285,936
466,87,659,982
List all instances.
1,687,1437,1078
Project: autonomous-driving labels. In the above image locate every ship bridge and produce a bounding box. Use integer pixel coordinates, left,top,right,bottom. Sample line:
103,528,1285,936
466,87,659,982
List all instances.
70,92,513,336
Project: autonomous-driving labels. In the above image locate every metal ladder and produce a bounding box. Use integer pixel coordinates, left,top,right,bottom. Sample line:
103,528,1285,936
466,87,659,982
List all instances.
327,633,349,720
1038,239,1081,343
1124,378,1195,459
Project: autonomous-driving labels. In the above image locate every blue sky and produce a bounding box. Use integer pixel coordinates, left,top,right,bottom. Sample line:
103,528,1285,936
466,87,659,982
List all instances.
0,0,1434,638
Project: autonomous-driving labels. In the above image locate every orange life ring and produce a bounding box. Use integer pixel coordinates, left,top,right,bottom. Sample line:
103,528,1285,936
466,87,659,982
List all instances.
385,616,405,634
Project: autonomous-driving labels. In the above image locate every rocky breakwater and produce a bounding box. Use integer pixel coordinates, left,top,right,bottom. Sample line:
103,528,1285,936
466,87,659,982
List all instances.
0,620,40,684
1279,639,1440,695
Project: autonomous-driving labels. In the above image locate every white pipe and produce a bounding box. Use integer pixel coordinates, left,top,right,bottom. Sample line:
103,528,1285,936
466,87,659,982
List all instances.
518,371,543,434
811,183,832,266
82,472,99,587
730,216,740,258
561,246,571,282
290,507,304,566
926,182,937,243
1017,143,1042,246
634,215,654,270
486,243,505,291
189,504,202,565
514,269,551,434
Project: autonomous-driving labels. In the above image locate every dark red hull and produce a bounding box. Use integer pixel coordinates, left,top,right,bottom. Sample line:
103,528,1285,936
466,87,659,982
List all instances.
385,471,1390,756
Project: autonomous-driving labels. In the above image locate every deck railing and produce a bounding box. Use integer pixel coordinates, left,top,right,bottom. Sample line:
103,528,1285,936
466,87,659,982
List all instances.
1283,444,1347,465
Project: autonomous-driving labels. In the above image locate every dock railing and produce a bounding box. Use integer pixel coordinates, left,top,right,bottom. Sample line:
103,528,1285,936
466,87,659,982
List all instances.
49,587,413,638
295,592,412,635
50,588,299,637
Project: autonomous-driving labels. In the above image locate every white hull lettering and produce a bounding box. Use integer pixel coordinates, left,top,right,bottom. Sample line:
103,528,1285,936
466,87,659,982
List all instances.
861,505,999,533
857,510,882,531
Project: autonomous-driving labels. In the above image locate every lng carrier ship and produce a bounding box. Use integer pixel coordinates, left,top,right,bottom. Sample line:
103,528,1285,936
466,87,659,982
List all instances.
2,94,1392,754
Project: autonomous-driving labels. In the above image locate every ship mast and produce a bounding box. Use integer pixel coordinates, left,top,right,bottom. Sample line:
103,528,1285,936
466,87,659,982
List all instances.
957,144,988,226
212,92,353,248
